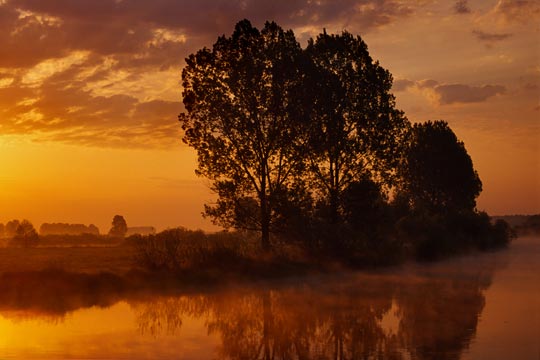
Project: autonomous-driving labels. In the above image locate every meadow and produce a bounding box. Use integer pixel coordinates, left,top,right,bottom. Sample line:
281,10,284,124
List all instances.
0,242,135,274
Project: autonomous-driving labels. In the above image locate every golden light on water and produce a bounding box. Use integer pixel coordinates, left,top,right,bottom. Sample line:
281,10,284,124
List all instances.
0,237,537,359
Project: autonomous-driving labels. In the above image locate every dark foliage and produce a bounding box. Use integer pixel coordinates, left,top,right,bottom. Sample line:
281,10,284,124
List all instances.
39,233,117,246
305,31,409,223
180,20,310,251
176,20,513,269
515,214,540,235
131,228,255,273
40,223,100,236
109,215,128,238
9,219,39,247
4,219,20,238
398,121,482,214
396,211,514,261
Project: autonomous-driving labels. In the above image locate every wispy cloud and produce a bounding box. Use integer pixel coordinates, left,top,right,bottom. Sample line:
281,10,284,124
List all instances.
472,29,512,46
394,78,506,105
454,0,471,14
434,84,506,105
492,0,540,23
393,79,415,92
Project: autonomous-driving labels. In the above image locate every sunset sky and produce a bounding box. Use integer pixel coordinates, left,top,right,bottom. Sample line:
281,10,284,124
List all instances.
0,0,538,233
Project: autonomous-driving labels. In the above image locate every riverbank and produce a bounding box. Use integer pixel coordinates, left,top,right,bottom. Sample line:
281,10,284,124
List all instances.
0,236,535,322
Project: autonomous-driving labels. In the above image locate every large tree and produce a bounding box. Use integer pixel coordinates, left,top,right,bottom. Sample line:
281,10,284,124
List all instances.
398,120,482,213
179,20,310,250
305,31,409,223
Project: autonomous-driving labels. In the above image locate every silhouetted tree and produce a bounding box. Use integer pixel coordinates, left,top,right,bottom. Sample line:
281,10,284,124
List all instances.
398,121,482,214
516,215,540,235
11,219,39,247
88,224,100,235
40,222,100,236
180,20,310,250
109,215,128,238
306,31,409,223
0,223,4,239
4,219,20,238
342,177,389,232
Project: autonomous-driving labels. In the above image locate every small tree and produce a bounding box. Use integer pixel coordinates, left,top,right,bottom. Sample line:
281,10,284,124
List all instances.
11,219,39,247
5,219,20,238
398,120,482,214
88,224,100,235
109,215,128,238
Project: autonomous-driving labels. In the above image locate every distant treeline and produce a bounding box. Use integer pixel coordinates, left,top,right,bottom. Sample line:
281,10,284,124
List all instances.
0,216,156,247
126,227,156,236
40,223,100,236
38,223,156,236
492,215,540,235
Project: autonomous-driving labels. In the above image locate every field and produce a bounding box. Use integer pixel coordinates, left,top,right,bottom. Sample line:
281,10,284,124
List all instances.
0,244,136,274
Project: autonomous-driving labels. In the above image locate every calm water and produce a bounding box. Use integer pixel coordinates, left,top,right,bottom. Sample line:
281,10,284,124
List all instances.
0,237,538,359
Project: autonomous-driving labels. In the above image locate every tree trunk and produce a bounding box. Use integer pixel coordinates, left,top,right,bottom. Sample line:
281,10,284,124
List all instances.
260,164,271,252
261,194,271,251
329,188,340,224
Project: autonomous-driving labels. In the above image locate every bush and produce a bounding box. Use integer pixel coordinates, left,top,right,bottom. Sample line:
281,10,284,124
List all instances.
131,228,258,273
515,215,540,235
396,210,514,261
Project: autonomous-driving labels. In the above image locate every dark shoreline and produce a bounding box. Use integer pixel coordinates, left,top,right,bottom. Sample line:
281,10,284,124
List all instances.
0,237,517,320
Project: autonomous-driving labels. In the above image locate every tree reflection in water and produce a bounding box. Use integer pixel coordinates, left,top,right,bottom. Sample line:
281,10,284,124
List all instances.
0,256,501,359
132,262,495,360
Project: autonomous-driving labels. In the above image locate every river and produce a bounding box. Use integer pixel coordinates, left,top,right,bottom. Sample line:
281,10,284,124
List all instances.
0,236,538,359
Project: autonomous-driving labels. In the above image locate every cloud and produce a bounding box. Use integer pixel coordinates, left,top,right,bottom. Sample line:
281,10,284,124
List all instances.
454,0,471,14
0,0,433,148
492,0,540,23
523,82,539,91
472,29,512,45
393,79,415,92
0,2,191,70
433,84,506,105
0,58,183,148
417,79,439,89
394,78,506,105
0,0,426,70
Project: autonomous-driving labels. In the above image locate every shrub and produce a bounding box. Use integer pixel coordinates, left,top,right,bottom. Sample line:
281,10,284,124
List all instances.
131,228,258,272
396,210,514,261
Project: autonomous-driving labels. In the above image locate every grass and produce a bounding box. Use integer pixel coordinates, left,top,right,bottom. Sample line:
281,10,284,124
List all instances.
0,213,515,284
0,230,339,287
0,244,136,274
0,230,518,321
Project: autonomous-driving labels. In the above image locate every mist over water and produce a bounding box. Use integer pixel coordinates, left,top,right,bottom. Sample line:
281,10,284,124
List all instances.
0,236,538,359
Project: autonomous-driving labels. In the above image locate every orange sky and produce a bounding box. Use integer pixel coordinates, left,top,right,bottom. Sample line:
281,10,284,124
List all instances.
0,0,538,232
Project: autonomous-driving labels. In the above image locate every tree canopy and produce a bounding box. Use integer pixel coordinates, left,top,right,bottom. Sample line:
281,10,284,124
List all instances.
179,20,489,252
398,120,482,213
109,215,128,238
305,31,409,222
11,219,39,247
180,20,310,250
